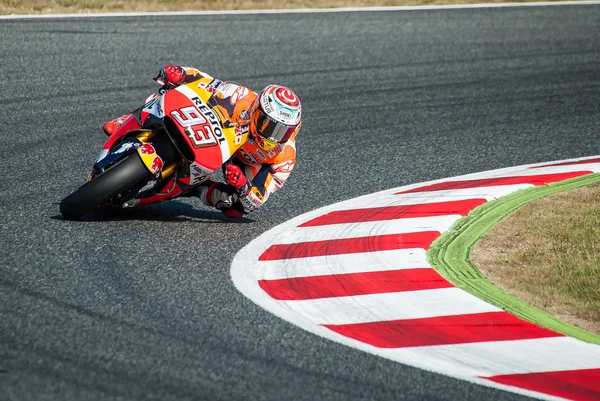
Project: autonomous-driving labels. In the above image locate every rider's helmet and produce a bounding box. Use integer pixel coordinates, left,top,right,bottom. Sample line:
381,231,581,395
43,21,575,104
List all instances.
249,85,302,151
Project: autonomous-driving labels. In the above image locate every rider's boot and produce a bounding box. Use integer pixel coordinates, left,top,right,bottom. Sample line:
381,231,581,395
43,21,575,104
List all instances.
103,113,140,136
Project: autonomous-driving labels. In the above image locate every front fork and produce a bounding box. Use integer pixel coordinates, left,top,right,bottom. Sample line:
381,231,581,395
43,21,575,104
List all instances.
134,131,178,179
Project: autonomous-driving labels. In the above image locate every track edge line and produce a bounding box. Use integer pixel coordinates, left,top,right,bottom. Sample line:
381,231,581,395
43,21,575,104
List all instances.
2,1,600,20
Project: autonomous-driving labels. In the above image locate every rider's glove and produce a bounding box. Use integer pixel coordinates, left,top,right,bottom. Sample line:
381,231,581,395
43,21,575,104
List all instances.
199,182,246,219
154,65,185,88
225,164,249,193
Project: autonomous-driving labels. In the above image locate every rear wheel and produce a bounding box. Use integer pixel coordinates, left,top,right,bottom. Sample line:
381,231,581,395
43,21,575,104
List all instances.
60,154,150,220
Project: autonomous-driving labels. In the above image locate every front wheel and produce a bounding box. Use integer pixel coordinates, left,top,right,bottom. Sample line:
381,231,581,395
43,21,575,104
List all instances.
60,154,150,220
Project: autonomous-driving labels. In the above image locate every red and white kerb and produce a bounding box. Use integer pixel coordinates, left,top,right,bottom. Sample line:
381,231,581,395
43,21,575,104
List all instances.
232,156,600,401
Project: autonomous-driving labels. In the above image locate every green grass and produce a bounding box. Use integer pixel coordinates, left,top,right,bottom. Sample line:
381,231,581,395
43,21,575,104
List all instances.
474,181,600,332
501,188,600,321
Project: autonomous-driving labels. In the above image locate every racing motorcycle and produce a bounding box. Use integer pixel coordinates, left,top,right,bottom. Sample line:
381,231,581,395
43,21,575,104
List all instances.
60,78,247,220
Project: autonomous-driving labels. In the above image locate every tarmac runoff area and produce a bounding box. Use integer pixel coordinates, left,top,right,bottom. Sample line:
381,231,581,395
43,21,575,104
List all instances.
231,156,600,401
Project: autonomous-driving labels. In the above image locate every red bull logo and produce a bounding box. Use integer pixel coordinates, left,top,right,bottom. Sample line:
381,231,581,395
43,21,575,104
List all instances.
137,143,163,174
151,156,163,172
140,143,156,156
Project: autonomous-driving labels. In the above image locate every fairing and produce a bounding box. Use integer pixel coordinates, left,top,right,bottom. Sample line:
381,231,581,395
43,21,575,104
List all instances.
94,80,248,207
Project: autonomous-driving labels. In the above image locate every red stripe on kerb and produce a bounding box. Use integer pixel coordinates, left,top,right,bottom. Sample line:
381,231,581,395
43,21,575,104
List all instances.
323,311,562,348
396,171,590,194
258,268,452,300
258,231,440,261
299,199,487,227
483,369,600,401
531,158,600,169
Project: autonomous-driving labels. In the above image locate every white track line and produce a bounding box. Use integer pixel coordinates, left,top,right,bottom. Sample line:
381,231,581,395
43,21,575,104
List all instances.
1,1,600,20
436,163,600,178
318,185,531,210
273,215,457,244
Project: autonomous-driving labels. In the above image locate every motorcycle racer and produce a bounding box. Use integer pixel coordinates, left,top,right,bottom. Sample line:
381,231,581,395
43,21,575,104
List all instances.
103,65,302,218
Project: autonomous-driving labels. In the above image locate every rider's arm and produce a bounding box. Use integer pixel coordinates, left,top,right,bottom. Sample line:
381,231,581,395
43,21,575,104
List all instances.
180,66,213,83
235,143,296,214
154,65,213,88
239,161,295,213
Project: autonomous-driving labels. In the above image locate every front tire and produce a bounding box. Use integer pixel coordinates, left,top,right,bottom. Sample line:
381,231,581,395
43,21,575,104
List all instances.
60,154,150,220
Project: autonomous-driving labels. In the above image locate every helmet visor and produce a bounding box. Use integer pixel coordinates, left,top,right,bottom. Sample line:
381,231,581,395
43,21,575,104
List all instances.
252,107,297,144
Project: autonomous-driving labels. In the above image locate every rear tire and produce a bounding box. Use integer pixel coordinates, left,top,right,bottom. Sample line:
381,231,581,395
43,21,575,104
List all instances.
60,154,150,220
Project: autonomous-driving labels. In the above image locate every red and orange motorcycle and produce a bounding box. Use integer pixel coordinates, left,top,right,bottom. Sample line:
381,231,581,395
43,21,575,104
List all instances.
60,78,247,220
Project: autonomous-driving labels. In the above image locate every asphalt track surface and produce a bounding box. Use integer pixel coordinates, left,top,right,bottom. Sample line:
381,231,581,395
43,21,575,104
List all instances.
1,5,600,401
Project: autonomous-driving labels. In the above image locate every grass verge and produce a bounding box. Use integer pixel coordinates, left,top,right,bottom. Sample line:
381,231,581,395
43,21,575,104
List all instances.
472,182,600,335
428,173,600,344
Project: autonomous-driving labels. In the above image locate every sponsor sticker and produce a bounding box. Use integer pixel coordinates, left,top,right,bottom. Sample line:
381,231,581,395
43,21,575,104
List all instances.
239,148,261,164
256,148,267,160
140,143,156,156
231,86,249,105
207,79,223,93
151,156,163,172
241,191,263,208
279,110,293,119
190,163,209,184
192,97,225,145
137,143,163,175
235,125,249,136
261,92,273,114
275,160,294,173
217,82,236,98
114,141,136,154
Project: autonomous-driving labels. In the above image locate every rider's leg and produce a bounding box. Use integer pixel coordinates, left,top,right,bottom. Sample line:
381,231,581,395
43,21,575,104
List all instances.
103,95,154,137
103,113,142,137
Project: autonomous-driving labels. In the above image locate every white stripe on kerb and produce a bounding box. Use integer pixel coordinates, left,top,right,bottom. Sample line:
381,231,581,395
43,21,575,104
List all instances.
444,163,600,179
320,184,528,211
275,287,501,325
273,215,457,244
390,336,600,377
2,1,600,20
256,248,431,280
